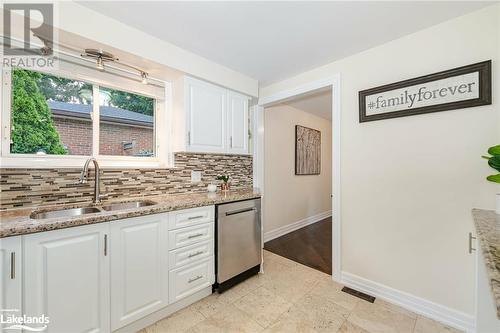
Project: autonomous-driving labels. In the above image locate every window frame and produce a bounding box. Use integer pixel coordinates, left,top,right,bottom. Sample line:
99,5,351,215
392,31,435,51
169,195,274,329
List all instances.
1,66,171,168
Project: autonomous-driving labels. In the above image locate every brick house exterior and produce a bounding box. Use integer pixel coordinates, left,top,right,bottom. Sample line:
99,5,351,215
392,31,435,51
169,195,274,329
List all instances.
49,101,154,156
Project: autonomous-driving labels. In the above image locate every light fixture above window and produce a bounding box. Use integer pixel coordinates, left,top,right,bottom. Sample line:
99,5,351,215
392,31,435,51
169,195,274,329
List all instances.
96,56,104,71
81,49,118,71
141,72,148,85
31,34,152,84
81,48,150,83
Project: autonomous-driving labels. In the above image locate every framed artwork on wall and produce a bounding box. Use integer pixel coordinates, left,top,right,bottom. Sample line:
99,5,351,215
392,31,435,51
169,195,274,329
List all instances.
295,125,321,175
359,60,491,122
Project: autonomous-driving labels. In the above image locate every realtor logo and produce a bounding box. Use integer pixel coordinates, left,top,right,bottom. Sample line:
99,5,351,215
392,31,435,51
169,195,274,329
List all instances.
2,3,56,69
0,309,49,331
3,3,53,55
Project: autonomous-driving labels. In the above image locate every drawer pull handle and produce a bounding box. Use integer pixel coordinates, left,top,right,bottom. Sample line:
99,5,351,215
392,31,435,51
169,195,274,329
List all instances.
188,233,204,239
188,275,203,283
188,215,205,220
188,251,204,258
104,234,108,256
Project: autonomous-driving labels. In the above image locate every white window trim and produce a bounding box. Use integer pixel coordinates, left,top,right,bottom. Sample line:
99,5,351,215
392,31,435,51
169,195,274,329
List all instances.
0,67,171,169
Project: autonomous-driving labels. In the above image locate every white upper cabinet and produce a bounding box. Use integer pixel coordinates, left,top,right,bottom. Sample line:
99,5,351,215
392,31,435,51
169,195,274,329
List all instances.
227,92,249,154
0,236,22,333
185,77,227,153
110,214,169,331
185,77,249,154
24,223,110,333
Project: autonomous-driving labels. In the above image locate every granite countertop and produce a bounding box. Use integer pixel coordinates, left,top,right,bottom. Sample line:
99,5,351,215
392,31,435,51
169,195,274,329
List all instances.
0,188,261,238
472,208,500,318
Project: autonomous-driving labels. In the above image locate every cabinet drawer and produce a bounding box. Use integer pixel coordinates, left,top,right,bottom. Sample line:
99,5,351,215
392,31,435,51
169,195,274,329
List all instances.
169,256,214,304
169,206,214,230
168,223,214,250
169,239,213,270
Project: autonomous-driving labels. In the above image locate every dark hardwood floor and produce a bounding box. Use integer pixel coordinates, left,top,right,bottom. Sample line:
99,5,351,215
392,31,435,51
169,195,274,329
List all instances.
264,217,332,275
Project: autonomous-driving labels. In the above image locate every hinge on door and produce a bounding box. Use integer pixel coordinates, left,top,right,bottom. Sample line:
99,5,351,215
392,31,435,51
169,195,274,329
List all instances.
230,136,233,148
188,131,191,145
104,234,108,256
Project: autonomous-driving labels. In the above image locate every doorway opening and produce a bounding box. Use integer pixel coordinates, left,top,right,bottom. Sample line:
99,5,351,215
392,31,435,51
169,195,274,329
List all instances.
255,76,341,281
262,88,333,274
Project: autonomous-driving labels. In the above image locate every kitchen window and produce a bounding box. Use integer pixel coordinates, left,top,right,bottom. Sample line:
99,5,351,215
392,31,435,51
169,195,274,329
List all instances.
1,63,168,168
98,86,155,157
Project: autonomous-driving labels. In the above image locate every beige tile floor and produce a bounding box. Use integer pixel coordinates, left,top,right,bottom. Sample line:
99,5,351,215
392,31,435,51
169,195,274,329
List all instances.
138,251,462,333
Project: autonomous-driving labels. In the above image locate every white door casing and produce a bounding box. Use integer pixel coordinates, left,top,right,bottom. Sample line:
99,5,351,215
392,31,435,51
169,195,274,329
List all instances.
257,75,342,281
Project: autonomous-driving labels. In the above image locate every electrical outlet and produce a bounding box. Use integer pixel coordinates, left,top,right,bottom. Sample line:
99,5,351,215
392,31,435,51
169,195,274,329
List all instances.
191,171,202,183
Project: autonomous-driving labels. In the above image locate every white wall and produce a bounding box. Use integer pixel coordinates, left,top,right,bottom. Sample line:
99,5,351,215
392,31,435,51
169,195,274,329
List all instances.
261,4,500,317
264,104,332,236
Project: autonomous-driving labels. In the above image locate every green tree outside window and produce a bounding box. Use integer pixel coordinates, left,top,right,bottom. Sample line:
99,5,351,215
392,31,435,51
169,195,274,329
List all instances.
11,69,67,155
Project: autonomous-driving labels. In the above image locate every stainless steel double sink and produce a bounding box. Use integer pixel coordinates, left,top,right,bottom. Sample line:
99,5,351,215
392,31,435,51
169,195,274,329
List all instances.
30,200,157,220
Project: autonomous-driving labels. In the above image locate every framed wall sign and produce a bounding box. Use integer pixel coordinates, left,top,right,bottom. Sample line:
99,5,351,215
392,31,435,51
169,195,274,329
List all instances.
295,125,321,175
359,60,491,122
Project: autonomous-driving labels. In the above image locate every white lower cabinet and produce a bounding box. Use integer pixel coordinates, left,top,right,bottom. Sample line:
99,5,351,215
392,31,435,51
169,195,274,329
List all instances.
169,257,214,304
24,223,110,333
475,241,500,332
4,205,216,333
0,236,22,333
110,213,169,331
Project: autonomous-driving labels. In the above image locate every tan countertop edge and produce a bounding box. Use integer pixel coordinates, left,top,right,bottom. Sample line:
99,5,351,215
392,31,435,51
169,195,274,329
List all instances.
472,208,500,319
0,188,261,238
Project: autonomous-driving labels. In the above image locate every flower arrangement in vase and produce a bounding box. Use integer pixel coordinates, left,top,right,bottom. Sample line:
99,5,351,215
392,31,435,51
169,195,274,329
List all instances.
217,175,230,191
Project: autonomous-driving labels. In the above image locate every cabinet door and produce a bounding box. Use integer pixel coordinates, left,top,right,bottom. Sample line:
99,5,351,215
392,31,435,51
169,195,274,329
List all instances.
185,77,227,153
227,92,249,154
24,223,110,333
0,237,22,333
475,242,500,332
110,214,168,330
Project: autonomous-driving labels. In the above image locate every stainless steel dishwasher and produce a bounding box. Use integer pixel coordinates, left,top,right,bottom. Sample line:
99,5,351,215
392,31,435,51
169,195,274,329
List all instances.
216,198,261,292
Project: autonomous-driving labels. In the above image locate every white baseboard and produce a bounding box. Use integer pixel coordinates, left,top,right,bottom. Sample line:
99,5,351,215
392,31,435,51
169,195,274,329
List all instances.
264,210,332,242
341,272,475,333
113,286,212,333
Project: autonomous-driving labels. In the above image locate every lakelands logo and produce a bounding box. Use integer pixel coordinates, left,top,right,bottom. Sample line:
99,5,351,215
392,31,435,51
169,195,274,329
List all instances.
0,309,49,331
2,3,57,69
365,72,480,116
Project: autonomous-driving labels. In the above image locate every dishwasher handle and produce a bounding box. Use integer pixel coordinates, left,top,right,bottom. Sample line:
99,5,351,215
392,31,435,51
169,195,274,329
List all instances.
225,207,257,216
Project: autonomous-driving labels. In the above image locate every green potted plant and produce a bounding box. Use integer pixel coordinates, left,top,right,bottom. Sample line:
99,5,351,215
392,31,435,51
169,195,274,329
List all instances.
217,174,230,191
482,144,500,213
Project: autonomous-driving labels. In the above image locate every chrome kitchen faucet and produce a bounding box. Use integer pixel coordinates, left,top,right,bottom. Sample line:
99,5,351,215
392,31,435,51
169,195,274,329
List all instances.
79,158,104,204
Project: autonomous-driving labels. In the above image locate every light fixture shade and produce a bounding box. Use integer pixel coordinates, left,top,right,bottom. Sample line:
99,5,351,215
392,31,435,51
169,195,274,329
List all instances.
141,72,148,84
96,57,104,71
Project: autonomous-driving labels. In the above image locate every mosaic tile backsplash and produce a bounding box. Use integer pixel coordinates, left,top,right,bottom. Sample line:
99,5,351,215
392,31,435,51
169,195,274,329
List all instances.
0,152,253,210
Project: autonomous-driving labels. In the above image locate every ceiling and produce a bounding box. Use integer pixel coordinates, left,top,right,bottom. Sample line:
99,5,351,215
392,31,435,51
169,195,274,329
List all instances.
79,1,493,85
284,89,332,120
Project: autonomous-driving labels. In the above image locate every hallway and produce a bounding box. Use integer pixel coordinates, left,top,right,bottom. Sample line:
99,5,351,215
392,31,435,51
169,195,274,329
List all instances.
264,217,332,274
